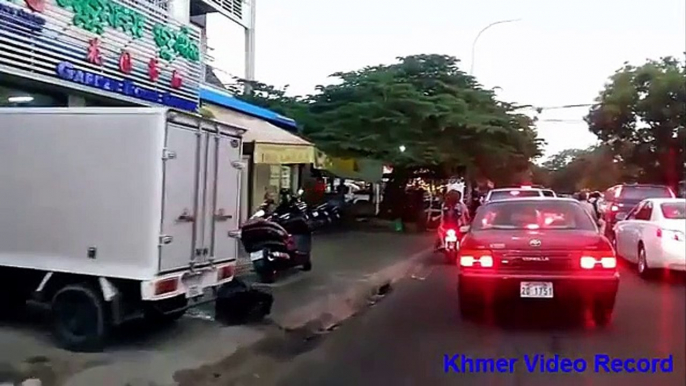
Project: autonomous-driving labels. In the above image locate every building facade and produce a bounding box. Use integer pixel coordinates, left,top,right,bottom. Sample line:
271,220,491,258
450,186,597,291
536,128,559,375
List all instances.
0,0,202,110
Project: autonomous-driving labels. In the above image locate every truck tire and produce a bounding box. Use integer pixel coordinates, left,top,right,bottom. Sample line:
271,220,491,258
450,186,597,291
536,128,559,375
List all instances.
51,283,110,352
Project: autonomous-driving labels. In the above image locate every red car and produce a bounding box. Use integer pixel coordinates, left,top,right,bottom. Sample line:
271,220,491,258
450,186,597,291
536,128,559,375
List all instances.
457,197,619,326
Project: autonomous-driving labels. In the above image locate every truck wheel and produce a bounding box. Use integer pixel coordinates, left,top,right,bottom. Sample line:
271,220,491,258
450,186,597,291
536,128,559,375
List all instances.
51,283,110,352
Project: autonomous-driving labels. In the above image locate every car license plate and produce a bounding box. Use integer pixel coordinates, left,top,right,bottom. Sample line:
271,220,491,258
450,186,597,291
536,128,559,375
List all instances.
186,284,203,299
520,282,553,298
250,251,263,261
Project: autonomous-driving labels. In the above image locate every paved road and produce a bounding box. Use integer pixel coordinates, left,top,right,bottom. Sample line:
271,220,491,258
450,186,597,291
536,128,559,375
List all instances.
0,231,432,386
267,256,686,386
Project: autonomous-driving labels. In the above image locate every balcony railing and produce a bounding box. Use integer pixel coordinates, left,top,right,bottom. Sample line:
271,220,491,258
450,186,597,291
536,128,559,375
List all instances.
190,0,247,28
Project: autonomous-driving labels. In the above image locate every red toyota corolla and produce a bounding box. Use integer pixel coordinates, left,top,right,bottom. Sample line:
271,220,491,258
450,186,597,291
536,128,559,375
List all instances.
457,197,619,326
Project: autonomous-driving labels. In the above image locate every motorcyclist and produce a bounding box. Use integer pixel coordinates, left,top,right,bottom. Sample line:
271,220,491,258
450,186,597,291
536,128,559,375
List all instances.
435,185,470,249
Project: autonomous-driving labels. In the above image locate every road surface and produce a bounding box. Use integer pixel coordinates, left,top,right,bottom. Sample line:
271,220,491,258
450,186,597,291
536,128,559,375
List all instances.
265,256,685,386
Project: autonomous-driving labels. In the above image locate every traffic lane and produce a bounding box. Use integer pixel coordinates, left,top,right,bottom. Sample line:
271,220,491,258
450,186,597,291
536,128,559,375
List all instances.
275,258,685,386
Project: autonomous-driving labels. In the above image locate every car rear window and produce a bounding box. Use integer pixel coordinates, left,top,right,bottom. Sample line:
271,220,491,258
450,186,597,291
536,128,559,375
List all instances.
619,186,673,200
661,202,686,219
542,190,555,197
489,190,541,200
473,200,597,231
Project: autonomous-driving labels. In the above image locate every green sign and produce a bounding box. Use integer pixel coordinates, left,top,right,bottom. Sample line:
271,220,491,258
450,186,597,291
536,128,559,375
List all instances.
152,25,200,62
55,0,200,62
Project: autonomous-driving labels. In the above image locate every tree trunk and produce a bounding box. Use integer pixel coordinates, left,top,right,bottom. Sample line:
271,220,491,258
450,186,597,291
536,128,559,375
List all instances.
379,168,409,220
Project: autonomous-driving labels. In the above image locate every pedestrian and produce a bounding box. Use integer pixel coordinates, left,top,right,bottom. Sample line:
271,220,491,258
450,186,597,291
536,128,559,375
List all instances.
578,191,606,234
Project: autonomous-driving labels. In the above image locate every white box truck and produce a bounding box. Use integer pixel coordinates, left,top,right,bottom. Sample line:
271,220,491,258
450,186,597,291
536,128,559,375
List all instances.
0,108,245,351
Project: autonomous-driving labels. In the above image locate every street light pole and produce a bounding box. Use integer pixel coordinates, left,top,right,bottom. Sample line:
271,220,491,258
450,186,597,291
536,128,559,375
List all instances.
244,0,257,93
469,18,521,75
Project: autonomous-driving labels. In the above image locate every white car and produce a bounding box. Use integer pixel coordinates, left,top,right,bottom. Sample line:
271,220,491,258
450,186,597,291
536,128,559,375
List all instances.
484,186,556,202
613,198,686,277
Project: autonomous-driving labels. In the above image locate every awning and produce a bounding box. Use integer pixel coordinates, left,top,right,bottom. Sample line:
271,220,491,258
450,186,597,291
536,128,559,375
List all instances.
204,103,315,164
200,84,298,130
315,150,384,182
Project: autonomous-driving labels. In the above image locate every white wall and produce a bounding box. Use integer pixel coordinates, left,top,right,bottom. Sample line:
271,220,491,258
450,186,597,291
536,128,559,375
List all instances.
169,0,190,24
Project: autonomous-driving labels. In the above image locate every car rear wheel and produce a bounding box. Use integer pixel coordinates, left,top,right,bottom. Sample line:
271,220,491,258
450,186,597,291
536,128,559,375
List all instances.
637,245,652,279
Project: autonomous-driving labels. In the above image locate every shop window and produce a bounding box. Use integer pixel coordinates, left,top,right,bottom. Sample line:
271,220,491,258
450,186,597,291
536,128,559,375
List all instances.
0,85,67,107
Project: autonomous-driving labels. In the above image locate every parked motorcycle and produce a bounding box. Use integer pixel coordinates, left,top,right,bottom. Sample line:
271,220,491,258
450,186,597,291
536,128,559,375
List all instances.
238,189,313,283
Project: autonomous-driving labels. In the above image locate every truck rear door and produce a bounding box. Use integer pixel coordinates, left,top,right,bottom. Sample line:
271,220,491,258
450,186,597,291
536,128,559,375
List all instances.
203,131,242,263
159,124,205,273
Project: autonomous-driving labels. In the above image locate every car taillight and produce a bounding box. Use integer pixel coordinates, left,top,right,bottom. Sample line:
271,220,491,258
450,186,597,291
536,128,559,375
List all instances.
579,251,616,269
459,249,493,268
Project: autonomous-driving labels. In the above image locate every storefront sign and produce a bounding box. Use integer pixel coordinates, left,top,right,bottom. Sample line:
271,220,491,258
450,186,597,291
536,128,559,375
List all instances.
0,1,45,32
253,144,315,165
0,0,201,111
56,61,196,111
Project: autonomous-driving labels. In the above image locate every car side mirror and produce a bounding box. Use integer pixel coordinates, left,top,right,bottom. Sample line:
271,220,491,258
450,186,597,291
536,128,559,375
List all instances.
459,225,471,233
616,213,627,221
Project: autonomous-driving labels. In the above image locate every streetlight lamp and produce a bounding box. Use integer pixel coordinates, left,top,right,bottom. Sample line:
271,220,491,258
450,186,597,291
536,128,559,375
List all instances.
399,145,406,153
469,18,521,75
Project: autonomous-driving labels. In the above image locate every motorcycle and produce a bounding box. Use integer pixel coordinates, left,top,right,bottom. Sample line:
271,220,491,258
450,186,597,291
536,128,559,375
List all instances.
313,201,342,229
238,189,313,283
436,205,469,264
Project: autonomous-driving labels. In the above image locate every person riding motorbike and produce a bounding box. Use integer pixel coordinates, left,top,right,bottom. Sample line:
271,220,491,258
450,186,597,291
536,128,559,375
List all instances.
435,186,470,250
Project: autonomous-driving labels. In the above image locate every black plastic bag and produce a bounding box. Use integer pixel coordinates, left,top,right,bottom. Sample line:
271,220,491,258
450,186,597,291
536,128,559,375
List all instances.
215,279,273,325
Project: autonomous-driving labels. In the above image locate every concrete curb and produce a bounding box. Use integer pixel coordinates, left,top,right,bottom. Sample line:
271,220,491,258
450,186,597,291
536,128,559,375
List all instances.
273,247,432,332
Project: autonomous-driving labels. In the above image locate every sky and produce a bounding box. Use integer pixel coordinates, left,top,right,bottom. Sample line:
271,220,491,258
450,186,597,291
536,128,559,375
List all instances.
206,0,685,160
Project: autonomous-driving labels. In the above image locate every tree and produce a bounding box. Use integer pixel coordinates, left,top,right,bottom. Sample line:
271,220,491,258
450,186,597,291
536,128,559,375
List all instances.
542,146,625,192
305,54,543,183
230,78,312,129
585,57,686,189
542,148,589,171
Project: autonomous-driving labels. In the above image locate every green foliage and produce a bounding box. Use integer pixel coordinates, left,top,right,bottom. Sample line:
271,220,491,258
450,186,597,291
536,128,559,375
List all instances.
540,146,626,192
307,54,543,182
585,57,686,187
231,79,312,128
231,54,544,184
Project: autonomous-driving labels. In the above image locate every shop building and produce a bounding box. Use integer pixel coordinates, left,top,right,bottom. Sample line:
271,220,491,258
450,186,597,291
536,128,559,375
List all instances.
200,84,315,223
0,0,201,111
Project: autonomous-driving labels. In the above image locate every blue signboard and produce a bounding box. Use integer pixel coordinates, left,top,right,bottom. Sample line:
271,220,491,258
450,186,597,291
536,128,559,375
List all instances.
56,61,197,111
0,2,45,32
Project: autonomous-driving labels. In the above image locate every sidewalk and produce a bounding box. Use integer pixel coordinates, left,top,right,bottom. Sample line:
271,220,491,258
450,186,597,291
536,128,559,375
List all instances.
256,231,433,328
1,231,433,386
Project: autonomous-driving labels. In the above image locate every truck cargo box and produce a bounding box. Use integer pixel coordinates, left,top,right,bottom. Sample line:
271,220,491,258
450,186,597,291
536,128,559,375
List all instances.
0,108,245,280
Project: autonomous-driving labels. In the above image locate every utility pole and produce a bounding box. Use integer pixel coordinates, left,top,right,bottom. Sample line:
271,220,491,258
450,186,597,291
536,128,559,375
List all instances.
244,0,256,94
